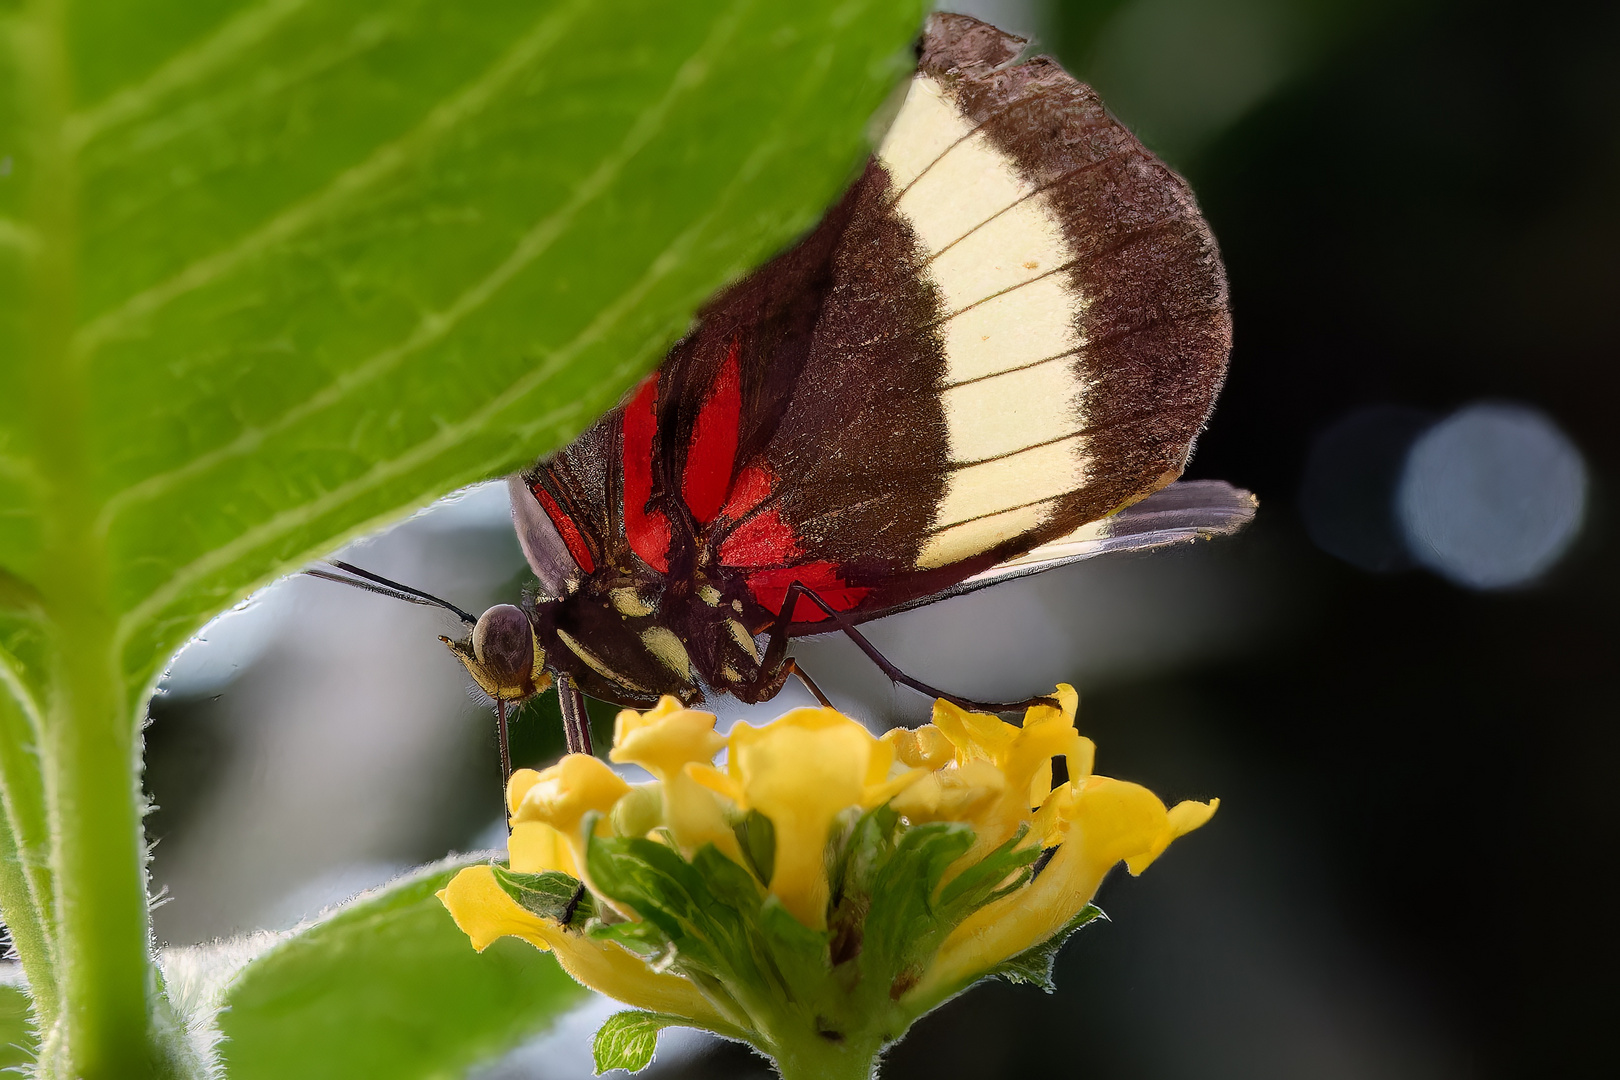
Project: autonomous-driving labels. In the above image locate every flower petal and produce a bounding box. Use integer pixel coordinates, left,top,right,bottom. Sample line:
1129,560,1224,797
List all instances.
514,754,634,871
728,707,877,928
913,774,1212,1001
438,866,733,1029
439,865,554,952
609,702,735,856
1125,797,1219,875
508,821,577,877
610,701,726,781
506,767,544,817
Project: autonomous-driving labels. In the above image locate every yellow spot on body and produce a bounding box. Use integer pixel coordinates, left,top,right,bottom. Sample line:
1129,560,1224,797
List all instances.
640,626,692,677
556,628,650,692
698,585,722,606
610,588,654,617
725,618,761,662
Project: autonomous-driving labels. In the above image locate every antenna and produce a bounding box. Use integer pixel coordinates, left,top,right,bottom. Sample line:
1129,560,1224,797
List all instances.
303,560,478,626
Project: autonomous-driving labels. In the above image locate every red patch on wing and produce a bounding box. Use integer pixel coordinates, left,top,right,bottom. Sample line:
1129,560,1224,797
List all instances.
682,341,742,525
622,374,671,572
531,484,595,574
716,472,870,622
717,503,796,568
718,464,773,523
744,563,871,623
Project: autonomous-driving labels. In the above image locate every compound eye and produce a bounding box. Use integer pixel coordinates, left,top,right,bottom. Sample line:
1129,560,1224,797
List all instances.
472,604,535,688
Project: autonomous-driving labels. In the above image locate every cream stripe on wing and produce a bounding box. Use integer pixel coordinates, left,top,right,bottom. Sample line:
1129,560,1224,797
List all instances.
918,500,1057,570
938,273,1084,385
880,72,1093,569
929,196,1075,311
941,359,1084,463
877,76,975,192
934,436,1090,527
895,129,1033,256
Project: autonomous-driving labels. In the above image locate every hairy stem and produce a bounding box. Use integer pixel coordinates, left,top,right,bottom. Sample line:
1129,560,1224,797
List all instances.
768,1034,884,1080
15,1,194,1075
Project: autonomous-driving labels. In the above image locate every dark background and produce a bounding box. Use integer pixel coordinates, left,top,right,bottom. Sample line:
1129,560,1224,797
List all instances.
143,1,1618,1077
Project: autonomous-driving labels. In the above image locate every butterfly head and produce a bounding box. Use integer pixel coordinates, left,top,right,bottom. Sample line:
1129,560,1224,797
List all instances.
440,602,552,703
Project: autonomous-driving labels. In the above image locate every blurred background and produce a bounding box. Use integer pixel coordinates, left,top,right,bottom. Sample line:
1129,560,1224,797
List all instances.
143,0,1617,1076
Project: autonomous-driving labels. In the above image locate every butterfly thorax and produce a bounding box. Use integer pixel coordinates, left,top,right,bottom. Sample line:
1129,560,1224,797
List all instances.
529,565,781,710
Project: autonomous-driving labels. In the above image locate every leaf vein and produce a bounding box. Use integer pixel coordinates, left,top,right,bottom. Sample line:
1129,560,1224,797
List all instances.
66,0,312,146
72,0,592,357
94,0,748,536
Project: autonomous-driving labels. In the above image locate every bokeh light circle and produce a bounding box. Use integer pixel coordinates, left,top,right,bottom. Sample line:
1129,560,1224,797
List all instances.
1396,403,1586,589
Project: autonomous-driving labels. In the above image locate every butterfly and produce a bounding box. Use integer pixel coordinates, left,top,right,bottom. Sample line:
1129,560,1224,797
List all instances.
312,13,1252,766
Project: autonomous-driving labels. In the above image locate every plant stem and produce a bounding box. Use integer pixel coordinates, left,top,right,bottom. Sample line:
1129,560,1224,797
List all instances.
768,1035,884,1080
15,1,194,1075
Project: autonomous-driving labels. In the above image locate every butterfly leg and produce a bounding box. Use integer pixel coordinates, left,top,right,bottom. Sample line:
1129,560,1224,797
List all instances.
783,659,834,708
556,672,594,756
495,698,513,786
758,582,1056,715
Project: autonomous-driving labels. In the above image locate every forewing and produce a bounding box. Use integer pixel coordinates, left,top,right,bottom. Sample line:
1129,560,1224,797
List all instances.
517,13,1235,632
721,14,1231,626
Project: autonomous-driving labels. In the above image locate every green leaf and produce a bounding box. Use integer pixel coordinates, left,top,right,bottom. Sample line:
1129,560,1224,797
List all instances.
492,864,596,925
0,0,929,716
215,858,586,1080
1,0,923,1063
986,904,1106,993
592,1010,686,1075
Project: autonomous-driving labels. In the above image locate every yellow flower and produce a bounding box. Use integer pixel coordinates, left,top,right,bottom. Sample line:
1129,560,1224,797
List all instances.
887,685,1096,876
609,696,738,859
438,689,1215,1080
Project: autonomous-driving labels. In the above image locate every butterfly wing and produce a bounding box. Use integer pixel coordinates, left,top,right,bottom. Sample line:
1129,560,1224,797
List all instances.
517,12,1236,638
859,480,1258,620
713,14,1232,627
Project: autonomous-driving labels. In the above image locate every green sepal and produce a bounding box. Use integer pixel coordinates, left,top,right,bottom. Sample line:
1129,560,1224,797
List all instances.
592,1010,686,1075
586,919,673,965
859,820,974,982
758,894,831,994
0,980,37,1071
586,833,746,978
491,865,596,926
987,904,1106,992
936,826,1041,922
732,809,777,886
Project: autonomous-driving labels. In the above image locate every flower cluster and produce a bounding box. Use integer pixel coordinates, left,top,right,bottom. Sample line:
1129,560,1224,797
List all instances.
439,689,1215,1079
